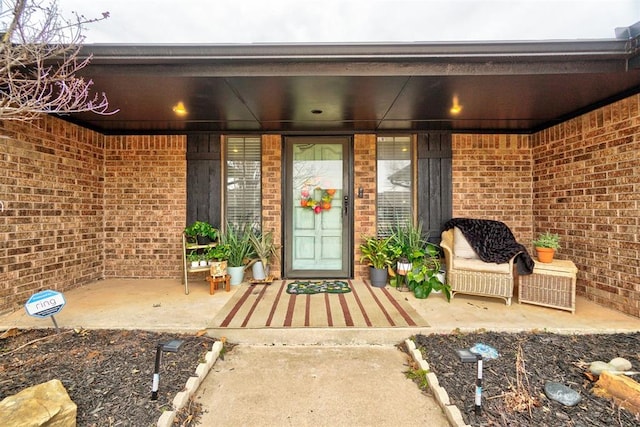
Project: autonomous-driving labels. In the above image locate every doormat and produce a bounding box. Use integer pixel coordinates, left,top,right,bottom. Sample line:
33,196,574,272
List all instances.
286,280,351,295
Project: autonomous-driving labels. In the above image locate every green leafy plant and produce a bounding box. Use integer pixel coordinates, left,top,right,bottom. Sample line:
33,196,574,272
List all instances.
249,229,280,268
205,243,230,261
533,232,561,249
405,368,430,391
386,221,451,300
220,222,255,267
187,250,200,263
359,235,399,269
388,221,427,264
184,221,218,242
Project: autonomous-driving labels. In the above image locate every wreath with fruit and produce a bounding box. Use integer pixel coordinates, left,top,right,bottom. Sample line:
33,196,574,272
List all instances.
299,187,336,214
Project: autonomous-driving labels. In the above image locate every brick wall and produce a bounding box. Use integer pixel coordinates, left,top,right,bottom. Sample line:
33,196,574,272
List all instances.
103,135,187,278
354,134,377,279
0,117,104,313
261,134,282,279
451,134,534,241
531,94,640,317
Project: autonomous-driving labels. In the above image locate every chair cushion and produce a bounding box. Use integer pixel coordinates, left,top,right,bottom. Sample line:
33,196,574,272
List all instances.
453,227,480,259
453,257,512,274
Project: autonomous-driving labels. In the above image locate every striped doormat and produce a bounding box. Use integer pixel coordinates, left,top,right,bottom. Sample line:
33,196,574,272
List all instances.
211,279,429,328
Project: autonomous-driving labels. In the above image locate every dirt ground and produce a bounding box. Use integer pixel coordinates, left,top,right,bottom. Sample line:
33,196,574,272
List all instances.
415,331,640,426
0,328,215,427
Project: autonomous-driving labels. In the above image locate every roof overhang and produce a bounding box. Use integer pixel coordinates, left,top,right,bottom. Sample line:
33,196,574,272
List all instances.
65,38,640,134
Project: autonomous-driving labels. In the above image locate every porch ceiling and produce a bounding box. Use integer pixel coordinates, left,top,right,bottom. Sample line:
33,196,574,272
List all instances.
66,40,640,135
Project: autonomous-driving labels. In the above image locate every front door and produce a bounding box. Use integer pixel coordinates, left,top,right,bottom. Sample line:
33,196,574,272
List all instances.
284,136,352,278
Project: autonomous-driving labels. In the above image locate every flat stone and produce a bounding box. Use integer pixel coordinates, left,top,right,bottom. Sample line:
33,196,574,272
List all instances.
609,357,632,372
544,381,582,407
0,379,77,427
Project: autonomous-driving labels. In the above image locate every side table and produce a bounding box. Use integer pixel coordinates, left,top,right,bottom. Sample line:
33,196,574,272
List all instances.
519,259,577,313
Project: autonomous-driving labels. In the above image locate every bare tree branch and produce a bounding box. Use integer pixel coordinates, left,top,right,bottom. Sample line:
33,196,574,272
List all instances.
0,0,117,121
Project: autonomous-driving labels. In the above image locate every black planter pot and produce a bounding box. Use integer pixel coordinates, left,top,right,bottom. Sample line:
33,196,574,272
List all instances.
197,235,212,245
369,266,388,287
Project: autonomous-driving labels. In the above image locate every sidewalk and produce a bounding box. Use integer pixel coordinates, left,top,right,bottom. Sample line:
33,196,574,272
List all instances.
195,344,450,427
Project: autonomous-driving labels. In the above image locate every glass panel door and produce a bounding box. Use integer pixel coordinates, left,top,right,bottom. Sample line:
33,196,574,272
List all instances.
284,137,351,278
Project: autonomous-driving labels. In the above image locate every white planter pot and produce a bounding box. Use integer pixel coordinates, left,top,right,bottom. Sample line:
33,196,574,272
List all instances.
251,261,268,281
227,266,245,285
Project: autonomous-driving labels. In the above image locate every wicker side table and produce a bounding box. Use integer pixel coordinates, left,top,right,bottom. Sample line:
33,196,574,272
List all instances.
518,259,577,313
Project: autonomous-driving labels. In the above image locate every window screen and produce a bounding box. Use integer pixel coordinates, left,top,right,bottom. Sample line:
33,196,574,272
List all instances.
377,135,412,236
225,136,261,230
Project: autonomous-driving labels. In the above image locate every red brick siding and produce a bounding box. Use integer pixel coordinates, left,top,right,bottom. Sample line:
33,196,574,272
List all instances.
531,94,640,317
103,135,186,279
0,117,104,312
261,134,282,279
451,134,534,240
354,134,377,279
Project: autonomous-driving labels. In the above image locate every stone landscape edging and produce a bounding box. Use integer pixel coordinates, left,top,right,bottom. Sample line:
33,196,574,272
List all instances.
405,338,471,427
157,340,223,427
155,338,474,427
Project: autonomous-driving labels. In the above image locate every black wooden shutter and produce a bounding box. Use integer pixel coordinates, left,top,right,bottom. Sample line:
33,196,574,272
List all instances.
186,134,222,227
417,132,452,244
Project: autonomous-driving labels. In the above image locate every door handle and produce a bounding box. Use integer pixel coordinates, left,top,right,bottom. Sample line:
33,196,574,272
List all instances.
343,195,349,216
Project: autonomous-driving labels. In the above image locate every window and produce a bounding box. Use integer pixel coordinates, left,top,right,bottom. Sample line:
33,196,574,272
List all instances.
225,136,261,230
377,135,412,236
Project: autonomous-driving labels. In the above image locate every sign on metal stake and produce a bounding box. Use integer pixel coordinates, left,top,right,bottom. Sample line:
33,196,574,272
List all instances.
25,290,66,332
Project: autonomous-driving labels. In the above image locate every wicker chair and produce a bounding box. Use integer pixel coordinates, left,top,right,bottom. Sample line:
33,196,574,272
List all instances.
440,228,517,305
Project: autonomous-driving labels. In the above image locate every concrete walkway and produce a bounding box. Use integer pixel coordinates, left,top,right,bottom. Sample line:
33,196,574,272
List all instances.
197,344,449,426
1,278,639,427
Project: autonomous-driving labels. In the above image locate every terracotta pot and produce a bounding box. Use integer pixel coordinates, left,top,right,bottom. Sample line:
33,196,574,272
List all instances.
535,247,555,263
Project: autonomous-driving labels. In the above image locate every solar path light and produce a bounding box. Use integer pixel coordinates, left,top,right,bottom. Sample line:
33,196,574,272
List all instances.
151,339,184,400
456,343,499,416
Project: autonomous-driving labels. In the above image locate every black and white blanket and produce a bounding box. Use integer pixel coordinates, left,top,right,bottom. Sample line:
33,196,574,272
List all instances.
443,218,534,275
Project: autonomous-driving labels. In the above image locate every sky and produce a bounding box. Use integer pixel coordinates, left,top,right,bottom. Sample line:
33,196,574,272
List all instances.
56,0,639,44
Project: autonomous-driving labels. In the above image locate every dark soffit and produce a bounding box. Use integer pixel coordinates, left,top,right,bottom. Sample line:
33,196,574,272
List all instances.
62,39,640,135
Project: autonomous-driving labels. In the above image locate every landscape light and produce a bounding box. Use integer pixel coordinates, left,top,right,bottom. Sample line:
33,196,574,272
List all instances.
456,343,498,416
151,339,184,400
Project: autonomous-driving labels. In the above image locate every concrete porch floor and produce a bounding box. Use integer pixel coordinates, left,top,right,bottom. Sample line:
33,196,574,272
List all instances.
1,277,638,338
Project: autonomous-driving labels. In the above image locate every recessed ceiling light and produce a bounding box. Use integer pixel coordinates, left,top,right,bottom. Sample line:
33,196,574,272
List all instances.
311,109,323,114
450,95,462,115
172,101,188,116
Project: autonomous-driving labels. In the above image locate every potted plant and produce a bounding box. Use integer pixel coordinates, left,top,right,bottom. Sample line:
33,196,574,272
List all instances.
249,229,279,281
184,221,218,245
205,244,230,276
388,222,427,291
359,235,397,287
187,250,200,268
387,221,450,300
533,231,561,263
219,222,255,285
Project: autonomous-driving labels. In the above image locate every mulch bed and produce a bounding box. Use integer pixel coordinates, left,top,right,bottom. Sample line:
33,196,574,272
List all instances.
415,331,640,426
0,328,217,427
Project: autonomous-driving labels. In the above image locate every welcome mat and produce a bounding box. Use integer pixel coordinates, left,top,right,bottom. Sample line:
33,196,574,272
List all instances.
211,279,429,329
286,280,351,295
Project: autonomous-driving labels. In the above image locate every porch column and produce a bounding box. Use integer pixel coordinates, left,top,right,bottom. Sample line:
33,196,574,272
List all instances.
261,134,283,279
354,134,377,279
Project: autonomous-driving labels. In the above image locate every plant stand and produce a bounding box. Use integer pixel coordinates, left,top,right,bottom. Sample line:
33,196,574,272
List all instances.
396,273,411,292
206,274,231,295
181,233,217,294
